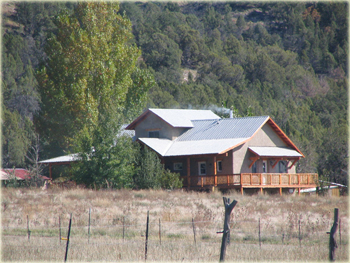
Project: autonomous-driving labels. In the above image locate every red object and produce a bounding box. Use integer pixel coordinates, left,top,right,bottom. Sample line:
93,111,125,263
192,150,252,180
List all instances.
1,168,49,180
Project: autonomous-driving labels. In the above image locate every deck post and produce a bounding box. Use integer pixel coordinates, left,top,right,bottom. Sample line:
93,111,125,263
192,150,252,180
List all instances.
279,188,282,196
187,157,190,190
240,186,243,195
214,156,217,186
49,164,52,180
298,188,301,196
260,188,263,194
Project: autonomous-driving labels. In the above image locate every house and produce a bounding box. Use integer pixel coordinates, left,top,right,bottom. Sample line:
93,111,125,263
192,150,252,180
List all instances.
126,108,318,194
38,124,135,179
1,168,50,186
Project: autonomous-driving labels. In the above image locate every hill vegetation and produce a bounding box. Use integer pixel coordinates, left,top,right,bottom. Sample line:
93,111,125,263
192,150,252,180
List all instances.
1,1,348,188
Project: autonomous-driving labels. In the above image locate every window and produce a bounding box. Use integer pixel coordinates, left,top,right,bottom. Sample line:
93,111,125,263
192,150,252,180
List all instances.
262,161,267,173
217,160,222,172
252,162,257,173
149,131,159,138
198,162,206,175
279,161,287,173
174,162,183,171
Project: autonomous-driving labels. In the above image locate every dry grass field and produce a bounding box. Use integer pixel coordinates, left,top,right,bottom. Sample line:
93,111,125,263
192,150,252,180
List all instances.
1,187,349,261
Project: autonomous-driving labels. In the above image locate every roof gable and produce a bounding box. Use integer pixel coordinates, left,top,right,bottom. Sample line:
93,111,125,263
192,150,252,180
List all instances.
126,108,220,130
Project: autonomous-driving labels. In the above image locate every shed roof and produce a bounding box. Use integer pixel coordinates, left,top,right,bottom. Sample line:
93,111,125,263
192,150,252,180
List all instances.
248,147,302,158
126,108,220,129
39,154,80,164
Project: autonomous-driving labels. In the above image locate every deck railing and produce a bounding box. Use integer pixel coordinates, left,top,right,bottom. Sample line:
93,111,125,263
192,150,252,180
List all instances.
180,173,318,189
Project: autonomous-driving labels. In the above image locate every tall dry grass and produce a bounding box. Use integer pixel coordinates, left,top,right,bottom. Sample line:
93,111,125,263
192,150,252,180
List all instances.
1,188,348,261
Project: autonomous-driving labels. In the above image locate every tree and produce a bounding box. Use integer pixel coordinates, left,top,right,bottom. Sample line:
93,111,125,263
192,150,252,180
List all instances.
133,146,182,190
36,2,146,154
71,111,137,189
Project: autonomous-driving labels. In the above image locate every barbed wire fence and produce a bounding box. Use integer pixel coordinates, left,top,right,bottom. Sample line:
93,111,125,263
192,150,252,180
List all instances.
2,212,346,242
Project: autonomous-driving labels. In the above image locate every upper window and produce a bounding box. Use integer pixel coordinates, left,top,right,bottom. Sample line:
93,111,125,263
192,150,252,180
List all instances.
198,162,206,175
149,131,159,138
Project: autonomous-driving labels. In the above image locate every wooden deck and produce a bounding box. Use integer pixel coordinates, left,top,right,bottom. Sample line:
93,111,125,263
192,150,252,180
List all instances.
180,173,318,194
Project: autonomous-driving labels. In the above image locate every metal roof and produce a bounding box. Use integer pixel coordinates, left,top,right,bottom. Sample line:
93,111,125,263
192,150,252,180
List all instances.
177,116,269,141
249,147,302,157
141,108,220,128
39,154,80,164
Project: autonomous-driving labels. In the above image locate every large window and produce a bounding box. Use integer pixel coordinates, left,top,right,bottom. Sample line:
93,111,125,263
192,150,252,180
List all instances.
252,162,257,173
279,161,287,173
198,162,206,175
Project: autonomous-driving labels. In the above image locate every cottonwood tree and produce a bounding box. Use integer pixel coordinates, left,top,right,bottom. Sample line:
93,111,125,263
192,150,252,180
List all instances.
36,2,151,153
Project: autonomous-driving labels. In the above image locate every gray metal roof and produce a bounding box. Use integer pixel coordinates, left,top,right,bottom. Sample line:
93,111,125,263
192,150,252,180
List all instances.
149,108,220,128
249,147,302,157
138,116,271,156
177,116,269,141
39,154,80,164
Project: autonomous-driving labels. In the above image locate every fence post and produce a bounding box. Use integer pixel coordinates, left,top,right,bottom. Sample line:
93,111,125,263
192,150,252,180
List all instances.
145,211,149,261
339,218,341,248
298,219,301,247
123,216,125,241
219,197,238,262
88,208,91,243
328,208,339,261
27,215,31,241
192,218,196,245
159,219,161,245
59,215,61,244
258,218,261,248
64,213,72,262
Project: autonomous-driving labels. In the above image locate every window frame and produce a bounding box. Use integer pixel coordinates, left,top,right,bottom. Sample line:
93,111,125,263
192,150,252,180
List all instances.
148,130,160,138
217,160,223,172
173,162,183,171
198,161,207,175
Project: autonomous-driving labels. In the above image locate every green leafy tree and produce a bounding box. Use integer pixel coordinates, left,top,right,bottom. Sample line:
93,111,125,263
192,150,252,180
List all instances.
71,111,137,189
133,147,182,189
36,2,144,153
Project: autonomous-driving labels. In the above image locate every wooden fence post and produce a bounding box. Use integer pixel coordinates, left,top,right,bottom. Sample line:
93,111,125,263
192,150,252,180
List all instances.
339,218,341,248
159,219,161,245
27,215,31,241
298,219,301,247
258,218,261,248
219,197,238,262
59,215,61,244
123,216,125,242
145,211,149,261
64,213,72,262
192,218,196,245
88,208,91,243
328,208,339,261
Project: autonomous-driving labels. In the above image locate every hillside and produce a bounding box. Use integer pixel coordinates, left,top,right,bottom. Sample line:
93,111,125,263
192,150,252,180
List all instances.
1,2,348,188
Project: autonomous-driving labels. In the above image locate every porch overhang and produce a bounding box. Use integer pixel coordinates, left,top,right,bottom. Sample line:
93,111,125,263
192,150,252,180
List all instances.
248,147,302,169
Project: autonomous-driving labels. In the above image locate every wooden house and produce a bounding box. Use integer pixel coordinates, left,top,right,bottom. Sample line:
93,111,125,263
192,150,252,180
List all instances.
126,108,318,194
